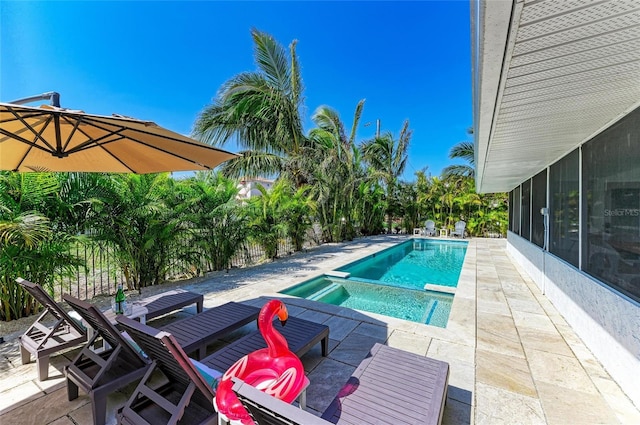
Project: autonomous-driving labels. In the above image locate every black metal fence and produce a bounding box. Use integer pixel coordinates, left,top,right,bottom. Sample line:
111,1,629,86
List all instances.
54,230,322,302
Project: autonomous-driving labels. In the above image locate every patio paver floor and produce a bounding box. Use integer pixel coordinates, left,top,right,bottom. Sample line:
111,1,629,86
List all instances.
1,236,639,424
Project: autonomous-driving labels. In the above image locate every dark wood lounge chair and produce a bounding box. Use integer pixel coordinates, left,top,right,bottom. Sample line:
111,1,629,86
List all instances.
115,316,218,425
62,297,260,425
16,278,87,381
114,311,330,425
160,301,260,359
199,315,329,373
63,295,150,425
136,289,203,321
233,343,449,425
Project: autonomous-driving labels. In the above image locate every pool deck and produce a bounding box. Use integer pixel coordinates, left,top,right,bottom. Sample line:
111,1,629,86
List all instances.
1,236,639,424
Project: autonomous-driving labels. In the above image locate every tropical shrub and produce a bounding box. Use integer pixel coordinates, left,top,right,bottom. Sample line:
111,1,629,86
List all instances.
178,172,249,272
0,172,82,320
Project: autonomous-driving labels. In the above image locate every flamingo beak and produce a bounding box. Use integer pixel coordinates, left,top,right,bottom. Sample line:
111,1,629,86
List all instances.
277,305,289,327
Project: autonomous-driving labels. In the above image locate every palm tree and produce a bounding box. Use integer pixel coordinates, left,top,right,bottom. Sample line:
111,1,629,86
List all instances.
307,100,367,241
362,120,412,233
193,29,309,186
442,141,475,178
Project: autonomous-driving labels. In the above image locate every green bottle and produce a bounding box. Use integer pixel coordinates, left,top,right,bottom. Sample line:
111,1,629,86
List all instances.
115,284,126,314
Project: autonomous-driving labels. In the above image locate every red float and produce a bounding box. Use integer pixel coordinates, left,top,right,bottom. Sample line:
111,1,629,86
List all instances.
214,299,309,425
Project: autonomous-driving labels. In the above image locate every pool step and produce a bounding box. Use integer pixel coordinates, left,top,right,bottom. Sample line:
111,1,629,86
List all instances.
424,283,456,294
325,270,351,279
308,283,343,301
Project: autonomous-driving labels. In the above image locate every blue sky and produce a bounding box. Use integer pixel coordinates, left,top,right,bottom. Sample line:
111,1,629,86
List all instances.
1,1,472,181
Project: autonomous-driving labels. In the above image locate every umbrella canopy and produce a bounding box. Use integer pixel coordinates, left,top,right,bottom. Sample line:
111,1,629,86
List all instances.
0,102,238,173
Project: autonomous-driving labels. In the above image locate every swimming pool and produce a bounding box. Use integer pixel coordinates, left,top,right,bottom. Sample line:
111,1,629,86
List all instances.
281,276,453,326
338,239,467,290
280,239,467,327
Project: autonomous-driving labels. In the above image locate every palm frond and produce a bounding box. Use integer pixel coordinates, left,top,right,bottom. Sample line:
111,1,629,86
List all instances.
448,141,475,165
251,28,291,93
442,164,475,179
219,150,284,180
348,99,366,145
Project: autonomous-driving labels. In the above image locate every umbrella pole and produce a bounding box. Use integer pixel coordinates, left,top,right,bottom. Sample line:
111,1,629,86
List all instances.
9,91,60,107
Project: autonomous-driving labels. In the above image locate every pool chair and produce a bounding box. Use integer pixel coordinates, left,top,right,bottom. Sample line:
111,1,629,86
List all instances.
63,297,260,425
115,312,329,424
424,220,437,236
136,288,204,321
232,343,449,425
63,295,151,425
451,220,466,238
16,278,88,381
114,316,218,425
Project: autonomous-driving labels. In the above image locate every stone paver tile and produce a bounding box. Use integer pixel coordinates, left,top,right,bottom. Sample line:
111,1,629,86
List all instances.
36,379,66,395
591,376,640,424
554,322,586,347
563,337,600,366
512,310,557,333
477,312,519,339
442,397,472,425
329,332,385,367
455,279,476,301
0,386,89,425
476,349,537,398
506,297,545,315
47,416,76,425
449,297,476,327
306,358,357,413
386,330,431,355
322,315,359,341
518,327,573,357
536,381,618,425
445,360,475,395
0,381,45,415
68,389,129,425
475,381,545,425
301,339,333,372
477,299,512,317
501,287,536,304
296,309,332,324
428,339,474,365
0,363,46,394
351,321,390,340
476,326,525,358
525,348,598,394
476,287,506,304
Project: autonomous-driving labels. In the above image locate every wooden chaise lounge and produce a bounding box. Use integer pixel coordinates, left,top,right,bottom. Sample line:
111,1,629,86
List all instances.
198,315,329,373
136,288,204,321
63,296,260,425
16,278,88,381
15,277,202,381
63,295,150,425
115,312,330,425
233,342,450,425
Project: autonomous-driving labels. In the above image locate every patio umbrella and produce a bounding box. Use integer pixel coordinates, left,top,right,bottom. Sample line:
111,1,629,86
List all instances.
0,102,237,173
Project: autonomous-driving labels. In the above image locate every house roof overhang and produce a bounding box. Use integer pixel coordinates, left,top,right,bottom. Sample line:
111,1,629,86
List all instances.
472,0,640,193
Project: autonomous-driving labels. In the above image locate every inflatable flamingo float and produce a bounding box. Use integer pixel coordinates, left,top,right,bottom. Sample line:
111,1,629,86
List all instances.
214,299,309,425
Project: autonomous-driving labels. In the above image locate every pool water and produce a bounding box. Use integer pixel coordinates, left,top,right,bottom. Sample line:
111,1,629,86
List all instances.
280,239,468,326
281,276,453,327
338,239,467,290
